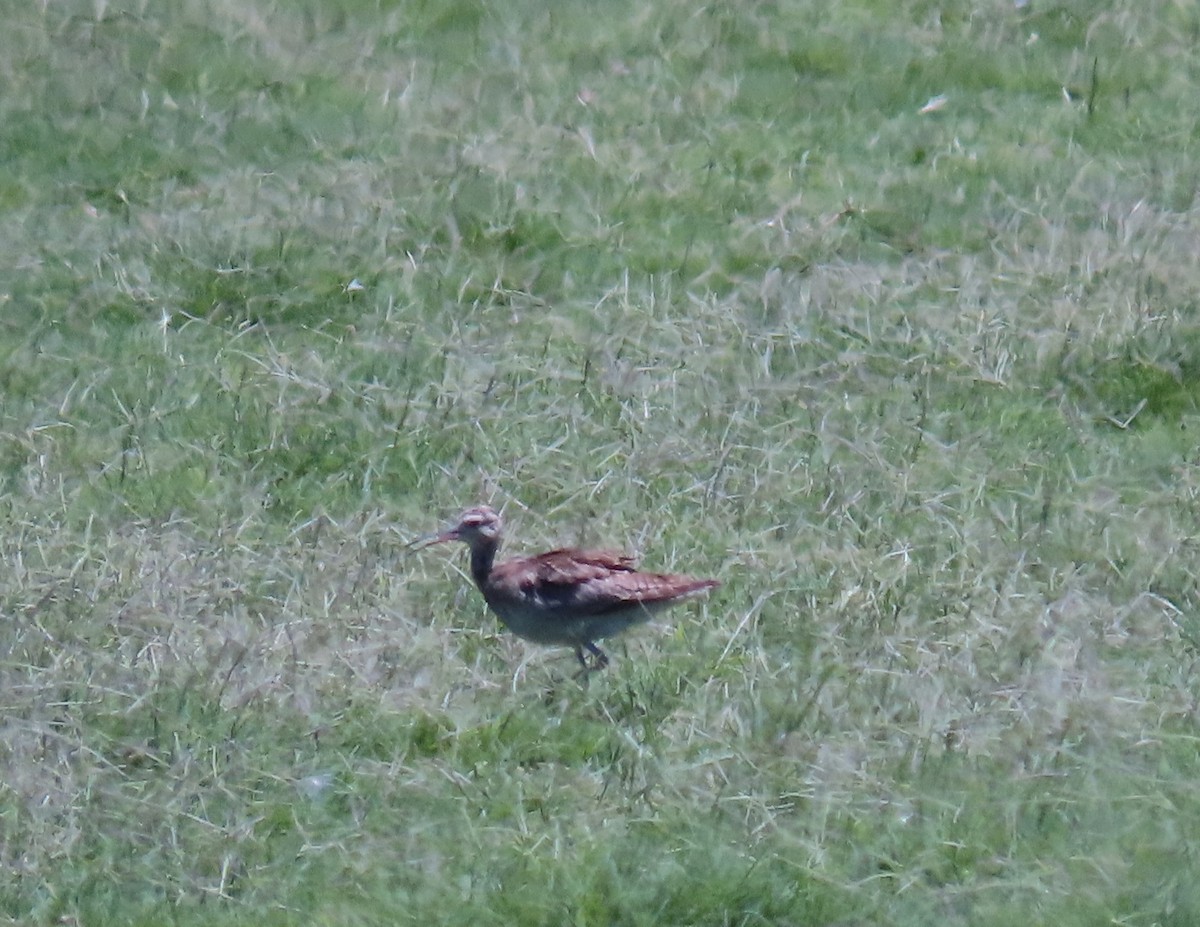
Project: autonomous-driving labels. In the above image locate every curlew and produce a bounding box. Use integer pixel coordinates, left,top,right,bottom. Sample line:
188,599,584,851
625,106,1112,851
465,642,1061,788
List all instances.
416,505,718,670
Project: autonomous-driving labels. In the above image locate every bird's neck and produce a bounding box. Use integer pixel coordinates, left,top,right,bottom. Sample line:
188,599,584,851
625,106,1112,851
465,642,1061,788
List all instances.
469,540,499,589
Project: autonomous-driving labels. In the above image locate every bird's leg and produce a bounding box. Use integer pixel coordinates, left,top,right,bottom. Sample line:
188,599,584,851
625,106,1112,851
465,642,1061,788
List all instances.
580,641,609,672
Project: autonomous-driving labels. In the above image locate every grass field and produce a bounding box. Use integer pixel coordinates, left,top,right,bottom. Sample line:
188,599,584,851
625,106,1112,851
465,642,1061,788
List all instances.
4,0,1200,923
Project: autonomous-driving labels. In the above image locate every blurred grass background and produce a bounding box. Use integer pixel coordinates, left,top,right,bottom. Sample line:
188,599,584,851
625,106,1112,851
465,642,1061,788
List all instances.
5,0,1200,924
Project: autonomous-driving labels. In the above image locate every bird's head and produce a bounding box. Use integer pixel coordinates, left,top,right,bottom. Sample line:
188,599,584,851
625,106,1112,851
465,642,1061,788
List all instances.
417,505,503,549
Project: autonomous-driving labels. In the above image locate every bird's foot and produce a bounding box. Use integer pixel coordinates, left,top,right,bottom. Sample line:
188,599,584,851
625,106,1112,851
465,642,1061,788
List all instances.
575,642,610,673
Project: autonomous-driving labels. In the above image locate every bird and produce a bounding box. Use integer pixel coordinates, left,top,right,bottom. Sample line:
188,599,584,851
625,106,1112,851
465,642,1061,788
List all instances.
415,505,718,670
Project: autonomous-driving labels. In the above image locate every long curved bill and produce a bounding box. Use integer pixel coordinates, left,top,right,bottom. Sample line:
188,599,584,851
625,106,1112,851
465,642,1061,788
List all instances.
407,526,460,551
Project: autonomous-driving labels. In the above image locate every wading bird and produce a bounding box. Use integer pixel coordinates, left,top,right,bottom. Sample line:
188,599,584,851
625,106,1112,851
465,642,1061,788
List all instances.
416,505,718,670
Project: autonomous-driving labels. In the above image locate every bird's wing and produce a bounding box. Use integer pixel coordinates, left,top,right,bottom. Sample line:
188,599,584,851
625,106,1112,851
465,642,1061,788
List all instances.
573,571,719,608
494,550,716,614
525,548,639,583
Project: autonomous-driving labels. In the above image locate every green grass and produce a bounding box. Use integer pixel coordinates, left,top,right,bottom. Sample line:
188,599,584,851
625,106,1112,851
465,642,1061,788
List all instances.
4,0,1200,923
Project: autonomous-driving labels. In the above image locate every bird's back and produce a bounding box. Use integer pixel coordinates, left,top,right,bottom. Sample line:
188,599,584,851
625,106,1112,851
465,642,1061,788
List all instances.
481,548,717,645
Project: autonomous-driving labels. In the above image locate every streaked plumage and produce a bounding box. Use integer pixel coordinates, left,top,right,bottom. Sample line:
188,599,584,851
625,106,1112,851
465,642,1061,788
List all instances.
417,505,718,669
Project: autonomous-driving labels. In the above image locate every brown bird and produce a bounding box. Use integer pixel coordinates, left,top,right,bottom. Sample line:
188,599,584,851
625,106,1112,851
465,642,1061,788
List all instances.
416,505,718,670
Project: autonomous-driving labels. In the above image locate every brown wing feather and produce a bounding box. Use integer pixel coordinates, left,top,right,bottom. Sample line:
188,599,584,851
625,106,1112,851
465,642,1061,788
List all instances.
491,549,717,611
571,571,719,610
488,549,635,586
533,548,638,582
